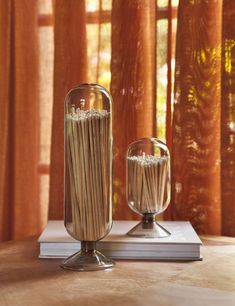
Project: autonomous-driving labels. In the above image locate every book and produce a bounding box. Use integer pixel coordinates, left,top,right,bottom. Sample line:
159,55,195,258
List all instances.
38,220,202,261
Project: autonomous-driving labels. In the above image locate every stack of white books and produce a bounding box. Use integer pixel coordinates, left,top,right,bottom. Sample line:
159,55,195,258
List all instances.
38,220,202,261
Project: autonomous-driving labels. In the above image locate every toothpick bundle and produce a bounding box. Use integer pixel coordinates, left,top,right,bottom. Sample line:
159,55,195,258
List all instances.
66,108,111,241
127,155,169,214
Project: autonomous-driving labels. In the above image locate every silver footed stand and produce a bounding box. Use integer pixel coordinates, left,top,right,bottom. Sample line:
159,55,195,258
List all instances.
127,213,171,238
60,241,115,271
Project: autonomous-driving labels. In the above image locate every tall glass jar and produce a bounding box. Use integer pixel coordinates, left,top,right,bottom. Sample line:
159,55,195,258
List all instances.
126,138,171,238
61,83,114,271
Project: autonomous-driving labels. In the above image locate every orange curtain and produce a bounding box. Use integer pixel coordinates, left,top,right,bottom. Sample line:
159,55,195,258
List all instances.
171,0,235,236
221,0,235,236
172,0,222,235
49,0,87,219
111,0,156,219
1,0,235,241
0,0,40,241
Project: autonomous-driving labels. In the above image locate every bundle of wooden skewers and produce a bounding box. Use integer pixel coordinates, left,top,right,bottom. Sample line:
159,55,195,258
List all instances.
127,154,169,214
65,107,111,241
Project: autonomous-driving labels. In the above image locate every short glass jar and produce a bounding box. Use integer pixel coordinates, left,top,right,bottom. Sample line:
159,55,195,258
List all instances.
126,138,171,238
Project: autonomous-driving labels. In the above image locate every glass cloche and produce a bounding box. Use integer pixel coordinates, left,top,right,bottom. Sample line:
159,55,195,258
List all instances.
62,83,114,271
126,138,171,238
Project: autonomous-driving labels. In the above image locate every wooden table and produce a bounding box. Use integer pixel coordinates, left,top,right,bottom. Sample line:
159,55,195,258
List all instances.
1,236,235,306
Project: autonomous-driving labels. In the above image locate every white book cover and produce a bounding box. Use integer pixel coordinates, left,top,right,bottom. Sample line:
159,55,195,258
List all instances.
38,220,202,260
38,221,202,260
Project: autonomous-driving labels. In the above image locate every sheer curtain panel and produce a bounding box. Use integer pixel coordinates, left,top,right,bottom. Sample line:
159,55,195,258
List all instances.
0,0,40,241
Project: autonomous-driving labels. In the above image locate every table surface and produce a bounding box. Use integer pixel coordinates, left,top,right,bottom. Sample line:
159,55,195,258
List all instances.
1,235,235,306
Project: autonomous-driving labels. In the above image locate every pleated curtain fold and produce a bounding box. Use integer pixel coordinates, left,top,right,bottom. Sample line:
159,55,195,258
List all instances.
171,0,222,235
111,0,156,219
0,0,40,241
221,0,235,236
49,0,87,219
